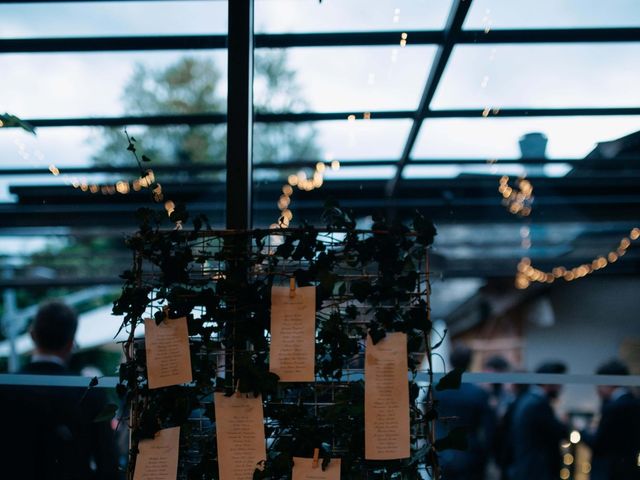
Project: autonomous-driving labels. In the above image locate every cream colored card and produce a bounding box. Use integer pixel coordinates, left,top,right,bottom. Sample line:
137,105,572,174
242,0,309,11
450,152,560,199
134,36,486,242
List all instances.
270,285,316,382
292,457,341,480
133,426,180,480
214,392,266,480
144,316,192,389
364,332,410,460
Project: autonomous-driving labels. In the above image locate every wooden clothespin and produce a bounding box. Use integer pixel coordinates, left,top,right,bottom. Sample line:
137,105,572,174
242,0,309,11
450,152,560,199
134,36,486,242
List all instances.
235,379,242,398
312,448,320,468
289,277,296,298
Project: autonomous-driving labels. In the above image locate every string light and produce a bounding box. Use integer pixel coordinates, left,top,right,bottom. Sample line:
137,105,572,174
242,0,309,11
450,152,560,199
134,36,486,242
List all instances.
499,176,533,217
400,32,407,47
482,8,493,34
275,160,334,227
570,431,581,444
515,228,639,289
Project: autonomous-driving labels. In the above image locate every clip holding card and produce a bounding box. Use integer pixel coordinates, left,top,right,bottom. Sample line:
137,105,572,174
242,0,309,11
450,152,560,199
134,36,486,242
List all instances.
289,277,296,298
312,448,320,468
235,379,242,398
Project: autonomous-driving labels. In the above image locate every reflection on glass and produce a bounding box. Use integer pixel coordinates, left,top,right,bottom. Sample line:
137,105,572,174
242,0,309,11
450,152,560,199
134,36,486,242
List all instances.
412,117,640,159
433,44,640,109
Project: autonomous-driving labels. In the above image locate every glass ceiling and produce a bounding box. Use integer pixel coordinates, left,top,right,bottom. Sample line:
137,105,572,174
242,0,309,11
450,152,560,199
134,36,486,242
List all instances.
0,1,229,38
0,0,640,286
256,46,435,113
0,51,228,118
464,0,640,29
433,44,640,109
255,0,452,33
411,116,640,160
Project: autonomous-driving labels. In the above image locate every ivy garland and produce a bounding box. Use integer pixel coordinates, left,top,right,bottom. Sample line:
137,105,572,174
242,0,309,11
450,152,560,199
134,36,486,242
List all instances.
112,144,463,479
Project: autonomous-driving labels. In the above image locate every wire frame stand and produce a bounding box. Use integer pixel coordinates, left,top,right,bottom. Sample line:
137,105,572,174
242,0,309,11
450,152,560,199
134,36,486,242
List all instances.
117,227,437,479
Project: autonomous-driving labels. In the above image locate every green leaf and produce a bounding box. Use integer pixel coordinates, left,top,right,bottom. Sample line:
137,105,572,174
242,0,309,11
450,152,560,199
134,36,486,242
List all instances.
0,113,36,134
435,367,464,391
141,154,152,162
350,280,371,303
368,324,386,345
412,210,437,246
93,403,118,423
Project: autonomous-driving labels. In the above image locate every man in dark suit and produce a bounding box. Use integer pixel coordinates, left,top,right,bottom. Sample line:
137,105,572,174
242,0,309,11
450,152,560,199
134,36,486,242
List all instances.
435,345,496,480
583,359,640,480
0,300,120,479
507,361,568,480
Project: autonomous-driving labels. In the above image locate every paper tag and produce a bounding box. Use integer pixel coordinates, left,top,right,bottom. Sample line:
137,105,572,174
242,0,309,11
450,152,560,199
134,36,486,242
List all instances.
270,285,316,382
364,332,410,460
292,457,341,480
214,392,266,480
144,316,192,389
133,426,180,480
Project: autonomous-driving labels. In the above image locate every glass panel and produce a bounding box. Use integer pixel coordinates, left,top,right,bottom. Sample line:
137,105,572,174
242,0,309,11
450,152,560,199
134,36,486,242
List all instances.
0,51,228,118
252,119,409,227
253,119,412,163
465,0,640,29
255,46,434,113
0,125,227,229
0,1,228,38
411,116,640,159
255,0,452,33
433,44,640,109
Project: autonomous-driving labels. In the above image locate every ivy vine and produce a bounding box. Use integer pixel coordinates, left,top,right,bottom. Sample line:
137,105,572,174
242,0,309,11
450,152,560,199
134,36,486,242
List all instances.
112,141,463,479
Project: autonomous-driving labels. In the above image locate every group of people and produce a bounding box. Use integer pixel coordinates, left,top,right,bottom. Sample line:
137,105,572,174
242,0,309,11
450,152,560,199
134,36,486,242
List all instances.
435,345,640,480
1,300,639,480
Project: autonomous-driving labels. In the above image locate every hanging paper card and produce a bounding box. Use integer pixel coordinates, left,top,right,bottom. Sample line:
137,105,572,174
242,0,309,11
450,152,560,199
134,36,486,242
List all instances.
364,332,410,460
133,426,180,480
144,316,192,389
270,285,316,382
214,392,267,480
292,457,341,480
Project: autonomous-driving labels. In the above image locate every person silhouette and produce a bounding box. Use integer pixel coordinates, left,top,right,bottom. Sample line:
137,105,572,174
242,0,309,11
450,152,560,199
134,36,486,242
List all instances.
582,359,640,480
507,361,568,480
0,300,120,479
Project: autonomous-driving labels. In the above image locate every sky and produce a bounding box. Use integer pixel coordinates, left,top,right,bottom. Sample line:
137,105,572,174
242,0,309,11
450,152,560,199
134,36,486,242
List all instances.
1,0,640,201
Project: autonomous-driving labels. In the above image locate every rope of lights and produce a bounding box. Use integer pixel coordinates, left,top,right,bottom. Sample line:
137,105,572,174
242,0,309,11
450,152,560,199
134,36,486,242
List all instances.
515,227,639,289
499,175,534,217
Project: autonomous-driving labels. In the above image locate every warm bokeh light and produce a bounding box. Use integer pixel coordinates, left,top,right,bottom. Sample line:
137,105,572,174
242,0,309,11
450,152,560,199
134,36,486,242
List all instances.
570,430,581,444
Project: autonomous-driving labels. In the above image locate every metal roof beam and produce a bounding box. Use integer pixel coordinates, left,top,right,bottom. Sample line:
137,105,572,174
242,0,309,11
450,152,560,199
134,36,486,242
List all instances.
2,28,640,54
6,107,640,130
385,0,473,197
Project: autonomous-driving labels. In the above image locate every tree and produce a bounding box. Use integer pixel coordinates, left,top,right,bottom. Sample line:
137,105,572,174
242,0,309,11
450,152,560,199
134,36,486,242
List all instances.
93,51,321,166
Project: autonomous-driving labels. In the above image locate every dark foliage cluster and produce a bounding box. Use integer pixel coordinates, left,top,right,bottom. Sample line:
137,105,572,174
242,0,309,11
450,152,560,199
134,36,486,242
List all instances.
113,200,465,479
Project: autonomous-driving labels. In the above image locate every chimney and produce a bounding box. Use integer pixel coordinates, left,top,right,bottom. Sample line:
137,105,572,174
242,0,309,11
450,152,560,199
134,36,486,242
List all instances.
519,132,548,159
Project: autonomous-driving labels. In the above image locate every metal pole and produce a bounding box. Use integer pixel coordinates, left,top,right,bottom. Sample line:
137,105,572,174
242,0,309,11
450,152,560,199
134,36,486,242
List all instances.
1,267,19,372
226,0,254,230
